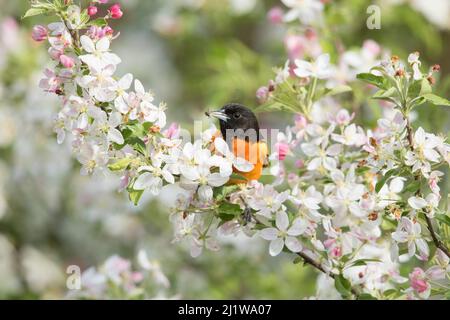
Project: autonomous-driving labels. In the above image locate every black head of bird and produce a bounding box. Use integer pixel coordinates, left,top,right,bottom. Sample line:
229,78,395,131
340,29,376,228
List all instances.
205,103,260,142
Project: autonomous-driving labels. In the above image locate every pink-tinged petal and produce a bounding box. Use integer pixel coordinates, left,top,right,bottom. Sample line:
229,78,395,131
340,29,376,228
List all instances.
260,228,279,241
269,238,284,256
285,236,302,252
275,211,289,231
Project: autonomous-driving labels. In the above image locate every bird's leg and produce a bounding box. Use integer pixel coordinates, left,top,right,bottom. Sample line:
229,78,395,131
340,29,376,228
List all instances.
239,195,253,225
242,206,252,225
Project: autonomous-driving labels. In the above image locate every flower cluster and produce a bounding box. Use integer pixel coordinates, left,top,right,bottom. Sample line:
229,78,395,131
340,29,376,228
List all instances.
28,0,254,209
29,0,450,300
68,250,172,299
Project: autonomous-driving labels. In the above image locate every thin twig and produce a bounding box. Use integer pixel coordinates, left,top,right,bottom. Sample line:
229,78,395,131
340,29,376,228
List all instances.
296,251,361,298
425,215,450,258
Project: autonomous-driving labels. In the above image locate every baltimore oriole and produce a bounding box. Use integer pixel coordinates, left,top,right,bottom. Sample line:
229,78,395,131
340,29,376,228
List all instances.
205,103,268,184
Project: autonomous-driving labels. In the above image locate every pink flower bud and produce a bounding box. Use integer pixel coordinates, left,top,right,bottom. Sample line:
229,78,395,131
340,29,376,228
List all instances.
256,86,269,104
49,47,63,60
163,122,180,139
109,3,123,19
295,159,304,168
294,114,307,129
104,26,114,35
363,39,381,57
275,142,289,161
323,238,336,249
331,246,342,258
98,0,109,3
60,55,75,68
267,6,284,24
284,34,304,60
31,25,48,42
409,268,429,294
87,5,98,16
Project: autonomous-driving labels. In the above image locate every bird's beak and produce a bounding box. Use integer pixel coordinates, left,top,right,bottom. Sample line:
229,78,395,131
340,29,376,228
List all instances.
205,109,229,122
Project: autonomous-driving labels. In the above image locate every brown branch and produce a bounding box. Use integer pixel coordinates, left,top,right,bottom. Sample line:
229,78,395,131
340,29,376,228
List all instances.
296,251,361,298
425,215,450,258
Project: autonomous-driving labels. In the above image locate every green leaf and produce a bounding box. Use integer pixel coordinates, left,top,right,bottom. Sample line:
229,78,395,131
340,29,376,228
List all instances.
383,289,399,298
347,258,381,268
334,274,352,298
293,257,302,264
229,173,249,182
375,169,397,193
127,137,147,156
355,166,370,175
129,189,144,206
323,85,352,97
372,87,397,99
255,101,298,113
89,19,108,27
404,180,421,193
218,202,242,216
436,214,450,227
358,293,377,300
357,73,388,89
419,78,432,95
23,8,47,19
108,158,132,171
422,94,450,106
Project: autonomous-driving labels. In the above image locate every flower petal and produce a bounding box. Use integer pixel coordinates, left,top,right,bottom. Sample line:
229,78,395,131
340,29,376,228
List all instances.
269,238,284,256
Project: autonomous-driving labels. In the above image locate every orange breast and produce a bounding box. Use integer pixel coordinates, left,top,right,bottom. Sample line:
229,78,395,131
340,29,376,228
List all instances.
209,130,267,184
229,138,267,184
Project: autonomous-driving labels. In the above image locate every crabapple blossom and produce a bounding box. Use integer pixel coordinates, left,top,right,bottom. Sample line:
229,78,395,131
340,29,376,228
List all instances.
281,0,324,25
294,54,333,79
408,193,440,218
391,217,429,261
211,137,254,176
79,35,121,69
28,1,450,300
260,211,306,256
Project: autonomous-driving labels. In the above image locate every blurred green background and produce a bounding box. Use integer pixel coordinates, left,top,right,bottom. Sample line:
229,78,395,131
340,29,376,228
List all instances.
0,0,449,299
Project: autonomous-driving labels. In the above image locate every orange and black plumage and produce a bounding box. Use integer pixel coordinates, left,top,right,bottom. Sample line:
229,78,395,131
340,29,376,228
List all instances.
205,103,268,184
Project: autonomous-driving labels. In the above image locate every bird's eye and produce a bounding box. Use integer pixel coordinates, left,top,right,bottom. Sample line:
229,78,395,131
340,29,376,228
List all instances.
233,112,241,119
